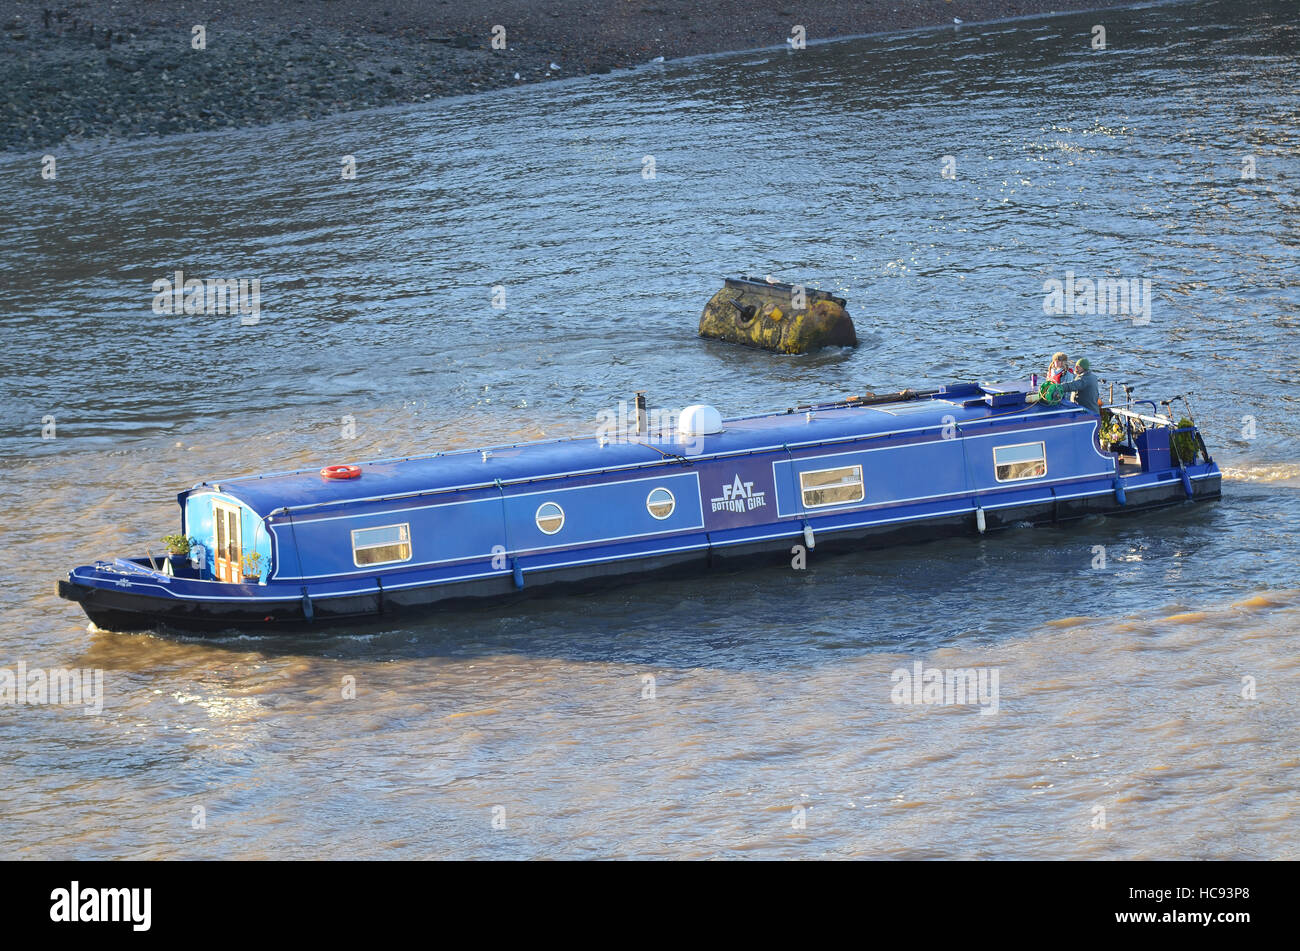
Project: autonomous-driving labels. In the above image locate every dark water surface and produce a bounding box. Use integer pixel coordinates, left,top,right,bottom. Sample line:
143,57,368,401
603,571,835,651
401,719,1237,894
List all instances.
1,0,1297,858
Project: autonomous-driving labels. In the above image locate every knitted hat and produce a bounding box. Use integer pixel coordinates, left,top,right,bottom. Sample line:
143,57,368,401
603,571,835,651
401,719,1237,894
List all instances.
1075,357,1091,371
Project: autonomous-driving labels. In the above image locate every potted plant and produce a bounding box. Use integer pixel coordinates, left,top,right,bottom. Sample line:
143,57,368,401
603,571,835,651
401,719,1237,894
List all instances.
240,551,264,583
1171,417,1199,466
1098,415,1125,452
161,534,193,556
160,534,195,575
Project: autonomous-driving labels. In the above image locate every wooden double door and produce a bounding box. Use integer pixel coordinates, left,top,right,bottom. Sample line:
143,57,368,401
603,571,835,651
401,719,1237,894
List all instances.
213,501,242,583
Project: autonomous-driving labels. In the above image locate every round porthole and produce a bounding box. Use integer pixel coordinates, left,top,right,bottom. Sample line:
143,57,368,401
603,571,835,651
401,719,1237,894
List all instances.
535,501,565,535
646,486,675,520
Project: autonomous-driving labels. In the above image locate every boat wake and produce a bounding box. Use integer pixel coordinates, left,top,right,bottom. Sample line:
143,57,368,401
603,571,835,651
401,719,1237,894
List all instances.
1219,462,1300,486
1044,587,1299,635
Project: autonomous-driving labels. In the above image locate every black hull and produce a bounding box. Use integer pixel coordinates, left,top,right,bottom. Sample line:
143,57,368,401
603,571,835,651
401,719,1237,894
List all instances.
58,474,1220,636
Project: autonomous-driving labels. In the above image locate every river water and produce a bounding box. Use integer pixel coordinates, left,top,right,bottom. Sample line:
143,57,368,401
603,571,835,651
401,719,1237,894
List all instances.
1,0,1297,859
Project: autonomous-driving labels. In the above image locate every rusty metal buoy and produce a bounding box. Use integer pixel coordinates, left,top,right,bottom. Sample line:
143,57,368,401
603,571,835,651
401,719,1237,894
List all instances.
699,276,857,354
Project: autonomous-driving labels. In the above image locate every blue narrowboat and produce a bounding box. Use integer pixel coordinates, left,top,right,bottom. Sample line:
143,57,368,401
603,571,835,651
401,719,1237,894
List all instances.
56,380,1221,634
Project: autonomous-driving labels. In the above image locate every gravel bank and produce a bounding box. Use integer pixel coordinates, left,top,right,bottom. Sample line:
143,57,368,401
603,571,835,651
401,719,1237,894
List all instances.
1,0,1146,153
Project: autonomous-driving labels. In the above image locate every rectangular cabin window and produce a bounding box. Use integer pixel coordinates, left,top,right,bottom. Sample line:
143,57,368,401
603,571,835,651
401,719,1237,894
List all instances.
351,523,412,567
800,464,865,508
993,442,1047,482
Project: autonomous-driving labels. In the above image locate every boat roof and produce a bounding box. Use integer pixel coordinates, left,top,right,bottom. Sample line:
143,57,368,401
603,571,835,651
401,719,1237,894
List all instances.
192,381,1082,516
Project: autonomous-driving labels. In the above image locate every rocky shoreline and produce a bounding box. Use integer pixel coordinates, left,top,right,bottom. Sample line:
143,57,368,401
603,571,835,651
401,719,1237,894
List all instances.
1,0,1144,154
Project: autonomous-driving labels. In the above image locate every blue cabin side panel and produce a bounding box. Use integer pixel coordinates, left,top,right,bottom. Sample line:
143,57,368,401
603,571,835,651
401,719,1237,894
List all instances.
499,471,704,554
275,470,704,581
773,437,968,518
960,418,1115,493
766,418,1115,522
271,493,498,581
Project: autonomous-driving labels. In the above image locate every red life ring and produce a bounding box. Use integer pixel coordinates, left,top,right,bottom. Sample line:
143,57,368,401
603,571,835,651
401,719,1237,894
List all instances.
320,464,361,480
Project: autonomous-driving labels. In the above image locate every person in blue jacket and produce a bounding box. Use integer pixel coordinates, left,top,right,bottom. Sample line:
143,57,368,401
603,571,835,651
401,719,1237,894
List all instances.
1058,357,1100,414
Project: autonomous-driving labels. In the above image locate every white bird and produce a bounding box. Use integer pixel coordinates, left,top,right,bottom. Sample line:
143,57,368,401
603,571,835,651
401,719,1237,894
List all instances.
513,72,520,80
549,62,561,70
953,17,963,24
650,55,664,63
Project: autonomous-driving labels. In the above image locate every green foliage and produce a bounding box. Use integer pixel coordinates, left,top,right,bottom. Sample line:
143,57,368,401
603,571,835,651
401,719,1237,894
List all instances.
161,534,193,555
1171,418,1199,465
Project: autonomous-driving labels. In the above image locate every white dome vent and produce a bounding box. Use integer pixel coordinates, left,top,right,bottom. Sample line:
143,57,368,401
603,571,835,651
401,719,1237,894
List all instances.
679,405,724,436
